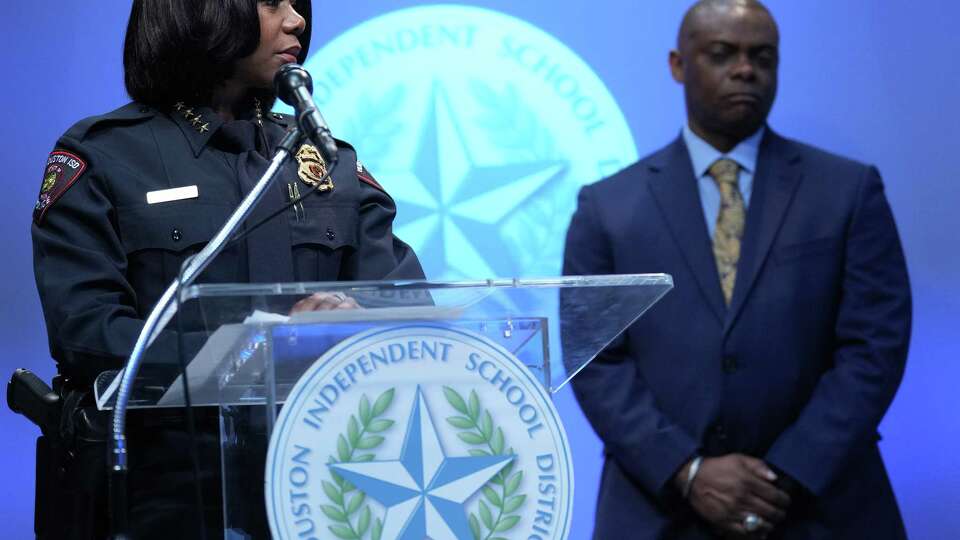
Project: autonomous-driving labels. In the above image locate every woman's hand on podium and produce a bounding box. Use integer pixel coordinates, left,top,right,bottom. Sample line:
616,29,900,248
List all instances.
289,292,360,314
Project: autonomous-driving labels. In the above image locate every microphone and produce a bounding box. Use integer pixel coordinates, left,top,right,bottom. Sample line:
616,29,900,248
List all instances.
274,63,338,164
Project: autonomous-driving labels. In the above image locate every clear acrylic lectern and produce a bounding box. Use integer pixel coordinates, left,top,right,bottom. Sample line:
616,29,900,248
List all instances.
94,274,672,539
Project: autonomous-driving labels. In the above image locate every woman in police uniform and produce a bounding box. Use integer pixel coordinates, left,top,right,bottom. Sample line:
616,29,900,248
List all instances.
31,1,423,538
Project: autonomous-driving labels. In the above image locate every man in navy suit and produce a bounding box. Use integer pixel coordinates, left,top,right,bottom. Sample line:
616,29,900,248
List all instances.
563,1,911,538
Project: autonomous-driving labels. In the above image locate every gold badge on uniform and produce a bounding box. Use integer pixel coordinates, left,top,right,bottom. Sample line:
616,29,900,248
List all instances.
295,144,333,192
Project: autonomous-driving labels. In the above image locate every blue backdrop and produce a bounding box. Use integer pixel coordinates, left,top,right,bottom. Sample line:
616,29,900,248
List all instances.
2,1,958,538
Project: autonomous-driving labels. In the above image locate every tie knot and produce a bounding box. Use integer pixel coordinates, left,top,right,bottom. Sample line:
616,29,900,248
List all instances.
708,158,740,186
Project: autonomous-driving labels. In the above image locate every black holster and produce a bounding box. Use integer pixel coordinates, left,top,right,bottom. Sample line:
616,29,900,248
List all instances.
8,370,110,539
11,369,225,539
46,386,110,540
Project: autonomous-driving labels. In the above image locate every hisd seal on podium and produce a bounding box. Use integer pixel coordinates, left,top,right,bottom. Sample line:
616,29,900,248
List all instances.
265,325,573,540
293,5,637,280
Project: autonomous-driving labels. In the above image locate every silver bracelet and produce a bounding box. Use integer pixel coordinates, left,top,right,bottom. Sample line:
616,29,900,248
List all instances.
682,456,704,499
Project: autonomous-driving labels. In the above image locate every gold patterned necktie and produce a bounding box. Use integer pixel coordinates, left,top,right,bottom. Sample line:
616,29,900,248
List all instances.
708,158,745,305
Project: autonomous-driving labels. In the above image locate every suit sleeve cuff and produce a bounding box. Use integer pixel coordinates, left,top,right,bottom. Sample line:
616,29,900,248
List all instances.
612,425,700,502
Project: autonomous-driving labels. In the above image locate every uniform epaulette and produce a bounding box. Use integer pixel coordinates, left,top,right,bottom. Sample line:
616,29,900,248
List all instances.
64,102,156,142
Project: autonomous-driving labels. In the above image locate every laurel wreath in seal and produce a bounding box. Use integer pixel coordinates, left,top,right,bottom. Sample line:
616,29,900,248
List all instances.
343,85,407,173
443,386,527,540
321,389,396,540
470,79,560,163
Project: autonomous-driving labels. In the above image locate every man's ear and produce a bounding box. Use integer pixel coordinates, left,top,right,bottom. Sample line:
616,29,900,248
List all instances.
669,50,685,84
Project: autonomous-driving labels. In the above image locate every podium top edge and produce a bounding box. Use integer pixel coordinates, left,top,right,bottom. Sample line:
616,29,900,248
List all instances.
180,274,674,300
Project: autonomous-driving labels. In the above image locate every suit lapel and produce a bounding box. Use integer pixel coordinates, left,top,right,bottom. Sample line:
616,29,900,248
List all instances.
724,131,803,332
647,137,727,323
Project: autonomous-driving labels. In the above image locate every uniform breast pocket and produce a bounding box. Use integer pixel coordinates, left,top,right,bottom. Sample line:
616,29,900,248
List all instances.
290,204,359,281
117,202,236,301
773,236,841,265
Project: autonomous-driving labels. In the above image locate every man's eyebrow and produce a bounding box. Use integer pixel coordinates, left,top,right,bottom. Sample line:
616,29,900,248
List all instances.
704,40,737,47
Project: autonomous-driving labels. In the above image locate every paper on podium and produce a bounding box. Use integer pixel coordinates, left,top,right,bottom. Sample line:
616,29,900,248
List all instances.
155,322,258,407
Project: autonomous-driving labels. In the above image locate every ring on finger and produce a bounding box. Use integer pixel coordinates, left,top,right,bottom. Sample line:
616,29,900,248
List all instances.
743,513,764,532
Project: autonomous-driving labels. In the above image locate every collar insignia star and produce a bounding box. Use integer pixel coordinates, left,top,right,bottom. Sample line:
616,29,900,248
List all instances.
174,102,209,133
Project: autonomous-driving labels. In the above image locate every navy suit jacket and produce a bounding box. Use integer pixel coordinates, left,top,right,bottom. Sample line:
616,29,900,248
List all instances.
563,130,911,539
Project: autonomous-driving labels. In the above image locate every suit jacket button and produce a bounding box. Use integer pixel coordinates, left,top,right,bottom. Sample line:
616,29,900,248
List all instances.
722,356,737,373
706,423,729,453
326,228,336,240
171,228,182,242
715,425,729,445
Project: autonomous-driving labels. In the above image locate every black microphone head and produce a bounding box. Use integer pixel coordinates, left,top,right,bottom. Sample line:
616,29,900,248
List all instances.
274,63,314,107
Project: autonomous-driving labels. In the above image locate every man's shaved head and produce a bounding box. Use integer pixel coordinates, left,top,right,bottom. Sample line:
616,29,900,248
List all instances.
678,0,778,52
669,0,780,151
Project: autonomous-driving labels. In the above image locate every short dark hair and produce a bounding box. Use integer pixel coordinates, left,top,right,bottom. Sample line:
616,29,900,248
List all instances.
123,0,312,109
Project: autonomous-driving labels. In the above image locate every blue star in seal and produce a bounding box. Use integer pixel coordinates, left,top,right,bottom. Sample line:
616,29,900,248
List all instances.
329,387,515,540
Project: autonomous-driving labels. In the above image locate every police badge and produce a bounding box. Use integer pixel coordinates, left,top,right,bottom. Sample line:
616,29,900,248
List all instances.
295,144,333,192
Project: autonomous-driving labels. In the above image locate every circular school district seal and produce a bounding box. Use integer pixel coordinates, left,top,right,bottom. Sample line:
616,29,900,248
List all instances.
292,5,637,279
266,325,573,540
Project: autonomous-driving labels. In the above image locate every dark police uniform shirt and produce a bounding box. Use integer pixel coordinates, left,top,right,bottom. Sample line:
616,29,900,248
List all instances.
32,102,425,384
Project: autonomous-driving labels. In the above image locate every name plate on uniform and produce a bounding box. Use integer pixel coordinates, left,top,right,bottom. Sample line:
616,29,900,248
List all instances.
146,185,199,204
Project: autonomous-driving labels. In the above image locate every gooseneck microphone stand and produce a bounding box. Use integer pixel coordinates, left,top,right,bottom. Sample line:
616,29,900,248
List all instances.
108,126,303,538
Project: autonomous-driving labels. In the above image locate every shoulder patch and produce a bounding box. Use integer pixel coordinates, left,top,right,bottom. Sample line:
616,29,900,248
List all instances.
33,150,87,224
